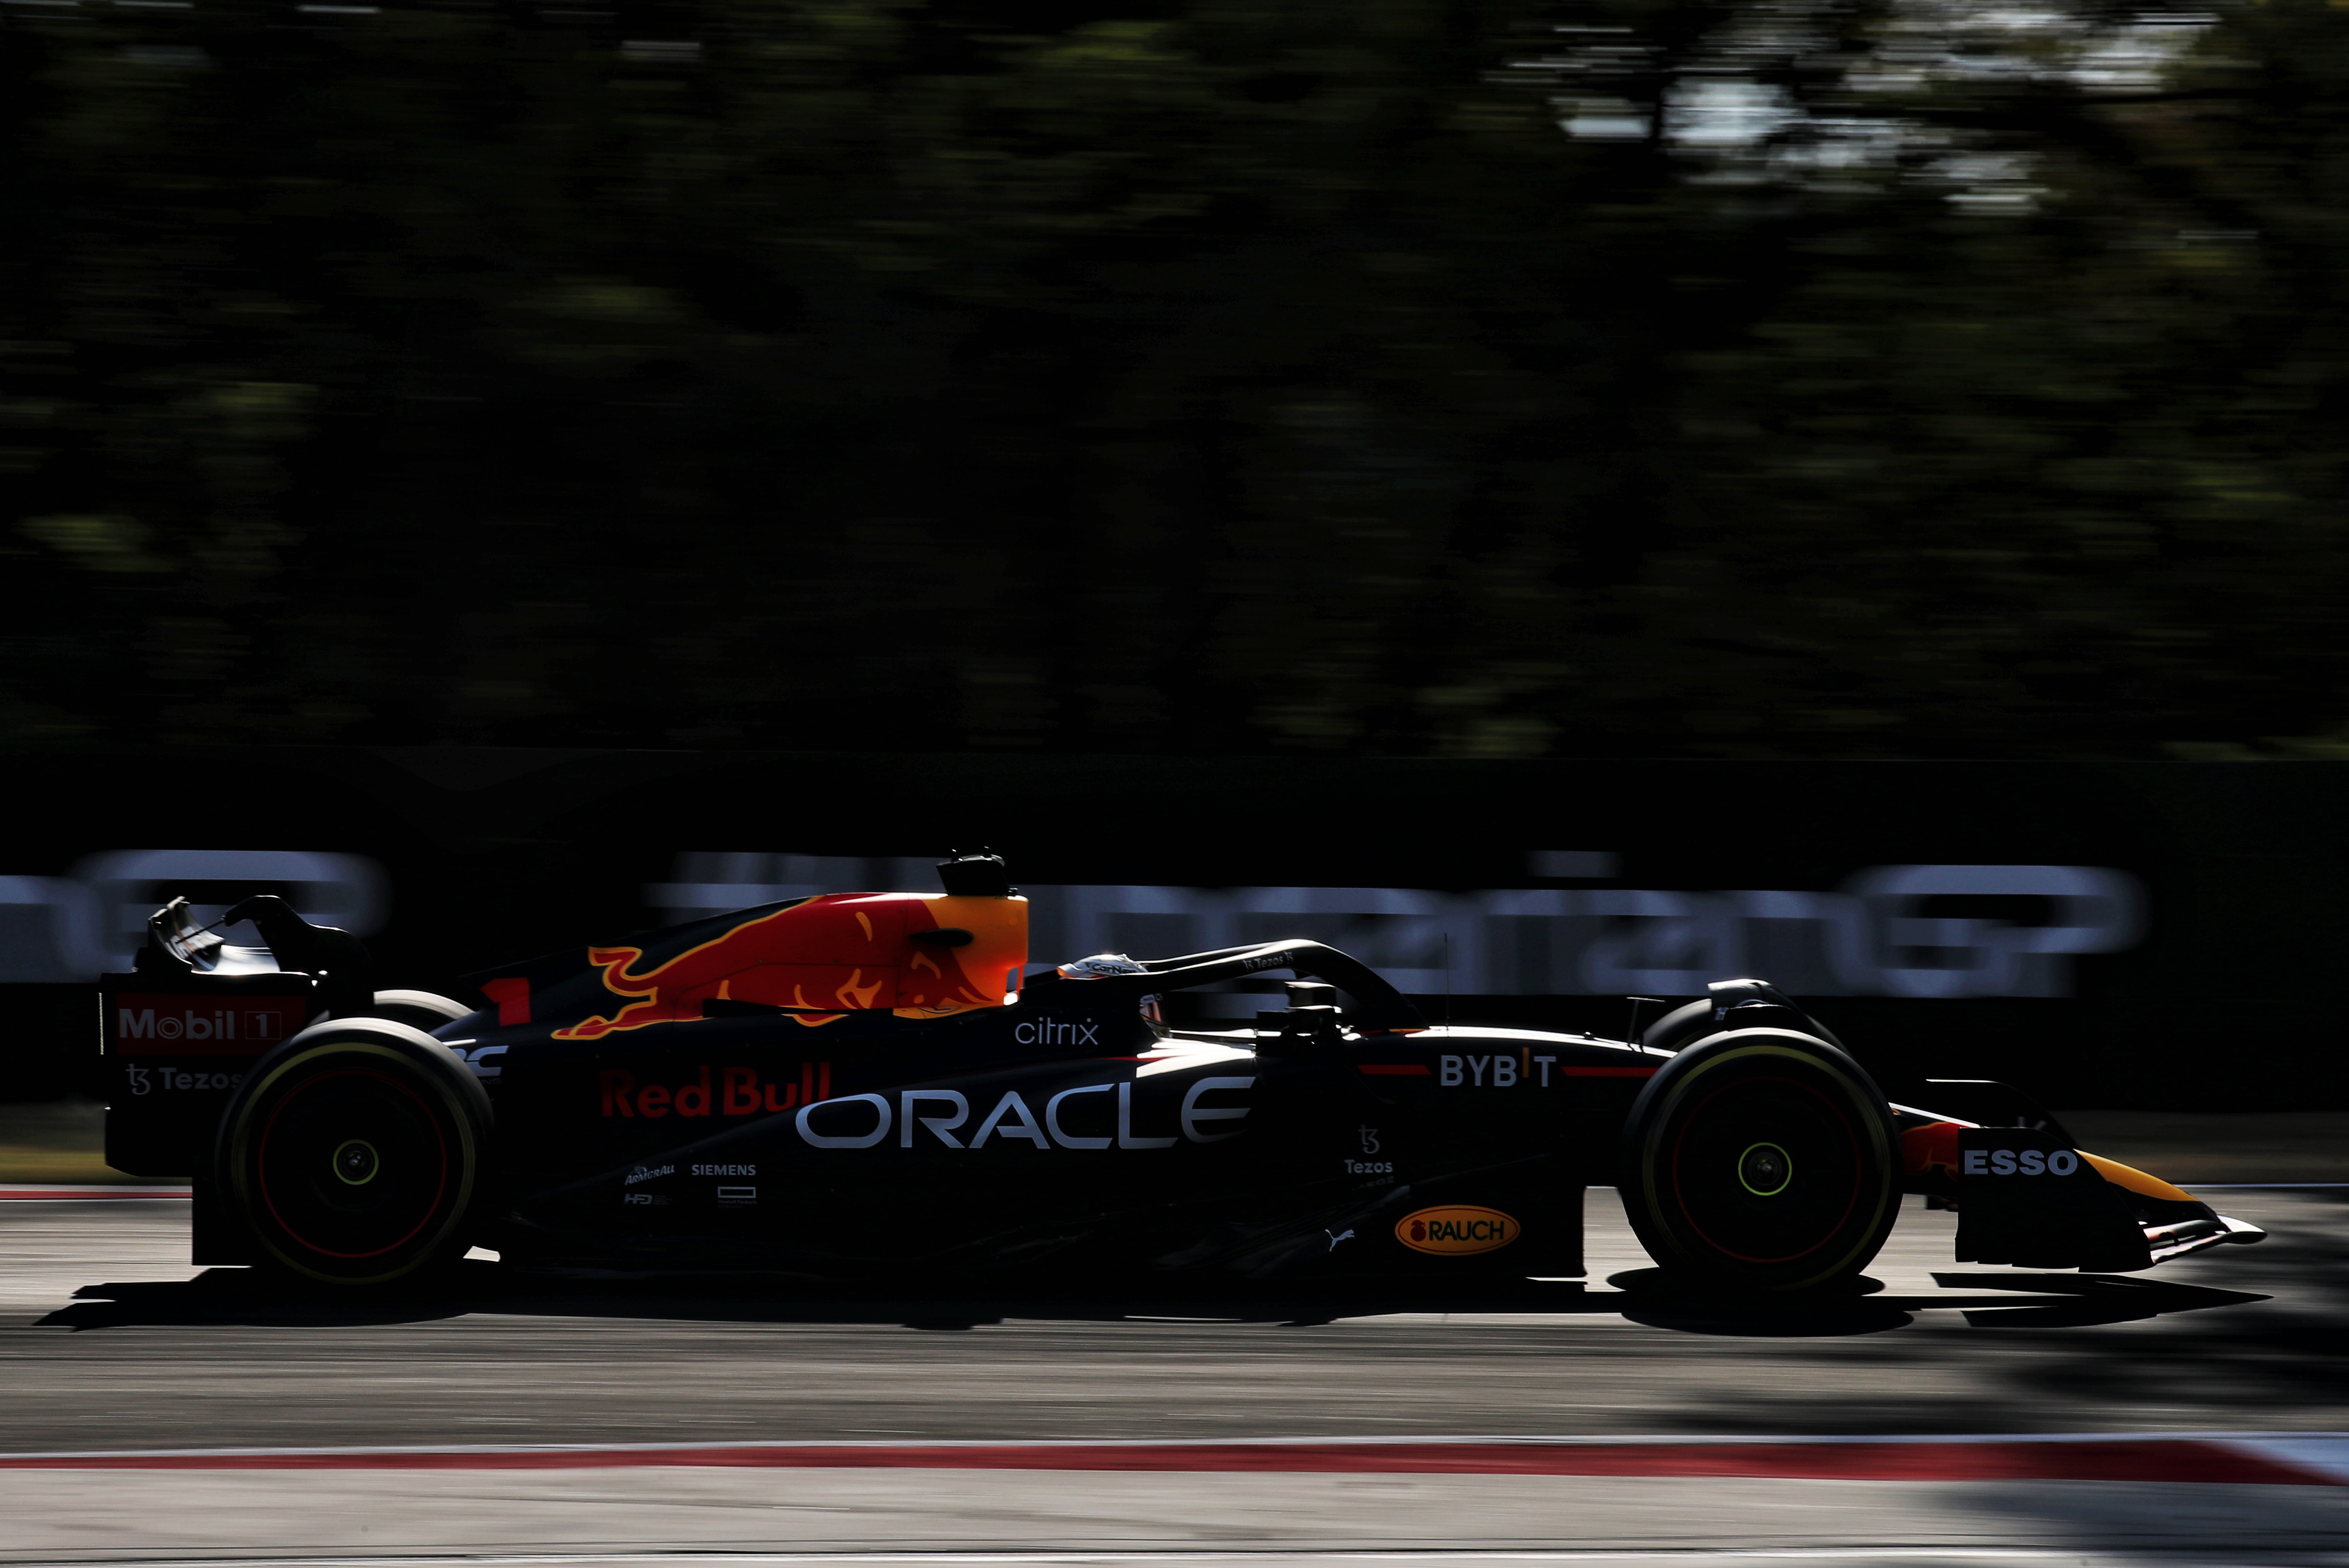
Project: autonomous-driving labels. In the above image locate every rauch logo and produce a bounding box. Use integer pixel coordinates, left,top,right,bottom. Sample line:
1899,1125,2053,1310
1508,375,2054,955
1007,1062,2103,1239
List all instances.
1395,1206,1519,1255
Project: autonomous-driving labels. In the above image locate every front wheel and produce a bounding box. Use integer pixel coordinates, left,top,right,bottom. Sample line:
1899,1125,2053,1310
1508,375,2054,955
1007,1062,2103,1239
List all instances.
1619,1027,1899,1293
217,1018,492,1287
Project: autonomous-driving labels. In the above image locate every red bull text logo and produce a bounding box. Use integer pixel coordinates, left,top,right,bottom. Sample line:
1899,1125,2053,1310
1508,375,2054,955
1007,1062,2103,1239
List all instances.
599,1063,830,1119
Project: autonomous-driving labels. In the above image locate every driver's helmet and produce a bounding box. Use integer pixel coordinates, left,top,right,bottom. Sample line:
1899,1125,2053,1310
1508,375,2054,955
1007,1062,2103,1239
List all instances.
1056,953,1163,1029
1056,952,1148,979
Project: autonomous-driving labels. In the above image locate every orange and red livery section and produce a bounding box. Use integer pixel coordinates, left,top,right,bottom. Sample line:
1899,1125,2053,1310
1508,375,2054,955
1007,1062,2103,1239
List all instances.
549,893,1027,1040
1900,1117,1967,1186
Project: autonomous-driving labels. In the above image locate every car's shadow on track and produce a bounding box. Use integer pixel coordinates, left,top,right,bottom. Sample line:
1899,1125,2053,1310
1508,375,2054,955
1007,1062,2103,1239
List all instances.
37,1264,1591,1332
1605,1268,2266,1335
35,1259,2267,1336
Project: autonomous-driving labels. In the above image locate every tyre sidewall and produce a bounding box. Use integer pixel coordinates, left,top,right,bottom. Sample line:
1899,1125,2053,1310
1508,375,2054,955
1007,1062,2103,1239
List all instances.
365,989,474,1033
1621,1027,1898,1292
1639,999,1717,1056
217,1018,492,1287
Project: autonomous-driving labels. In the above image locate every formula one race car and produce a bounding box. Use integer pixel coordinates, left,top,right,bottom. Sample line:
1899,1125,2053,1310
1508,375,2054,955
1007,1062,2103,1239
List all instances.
101,852,2264,1292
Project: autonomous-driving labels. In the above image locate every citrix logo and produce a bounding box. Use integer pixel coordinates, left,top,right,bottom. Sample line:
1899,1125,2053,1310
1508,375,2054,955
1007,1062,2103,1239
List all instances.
1014,1018,1101,1046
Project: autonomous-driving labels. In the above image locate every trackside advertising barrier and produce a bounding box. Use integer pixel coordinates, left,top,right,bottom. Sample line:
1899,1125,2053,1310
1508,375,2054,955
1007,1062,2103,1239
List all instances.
0,748,2339,1108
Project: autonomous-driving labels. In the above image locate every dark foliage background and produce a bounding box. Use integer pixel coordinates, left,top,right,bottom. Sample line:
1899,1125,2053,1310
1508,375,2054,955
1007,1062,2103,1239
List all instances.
5,0,2345,757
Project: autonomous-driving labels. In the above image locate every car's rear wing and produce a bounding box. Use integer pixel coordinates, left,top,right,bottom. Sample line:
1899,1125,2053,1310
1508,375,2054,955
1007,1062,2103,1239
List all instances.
101,896,371,1177
1032,938,1429,1034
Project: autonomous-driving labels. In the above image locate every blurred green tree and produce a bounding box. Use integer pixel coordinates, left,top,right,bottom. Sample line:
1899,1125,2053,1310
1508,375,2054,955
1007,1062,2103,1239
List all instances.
3,0,2344,756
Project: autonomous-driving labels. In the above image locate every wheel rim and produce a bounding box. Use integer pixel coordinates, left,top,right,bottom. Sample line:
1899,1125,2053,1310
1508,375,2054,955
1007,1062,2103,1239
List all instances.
1669,1074,1862,1265
257,1069,450,1261
332,1139,381,1186
1737,1141,1792,1197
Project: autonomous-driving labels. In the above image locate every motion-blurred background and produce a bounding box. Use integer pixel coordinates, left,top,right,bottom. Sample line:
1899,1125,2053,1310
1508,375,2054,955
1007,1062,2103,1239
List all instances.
9,0,2348,758
5,0,2347,1175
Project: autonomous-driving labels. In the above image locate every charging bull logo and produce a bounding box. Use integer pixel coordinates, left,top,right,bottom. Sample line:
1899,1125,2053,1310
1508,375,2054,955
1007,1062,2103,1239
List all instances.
1902,1119,1966,1183
552,893,1027,1041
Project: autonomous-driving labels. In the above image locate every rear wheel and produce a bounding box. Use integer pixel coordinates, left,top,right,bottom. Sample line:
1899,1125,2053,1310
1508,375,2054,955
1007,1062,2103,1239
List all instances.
365,989,472,1032
218,1019,491,1287
1619,1028,1899,1292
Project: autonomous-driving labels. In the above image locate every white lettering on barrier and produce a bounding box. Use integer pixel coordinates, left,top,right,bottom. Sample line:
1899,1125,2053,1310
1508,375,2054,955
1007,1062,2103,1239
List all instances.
651,861,2142,1003
0,849,2157,997
0,851,388,980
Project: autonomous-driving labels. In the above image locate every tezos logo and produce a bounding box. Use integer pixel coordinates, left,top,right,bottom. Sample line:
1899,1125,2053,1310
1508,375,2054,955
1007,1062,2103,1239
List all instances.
1963,1148,2081,1177
124,1064,244,1096
1395,1205,1519,1255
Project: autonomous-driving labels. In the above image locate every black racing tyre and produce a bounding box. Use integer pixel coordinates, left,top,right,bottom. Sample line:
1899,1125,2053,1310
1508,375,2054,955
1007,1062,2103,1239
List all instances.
365,989,473,1032
1640,999,1718,1056
1619,1028,1899,1293
217,1018,492,1287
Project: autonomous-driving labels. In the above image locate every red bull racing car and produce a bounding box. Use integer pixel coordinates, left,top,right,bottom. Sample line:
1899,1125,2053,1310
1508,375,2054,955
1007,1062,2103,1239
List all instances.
100,853,2263,1293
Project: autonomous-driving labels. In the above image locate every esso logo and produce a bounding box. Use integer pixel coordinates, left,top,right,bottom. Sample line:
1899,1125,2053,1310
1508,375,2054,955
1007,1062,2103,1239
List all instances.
1963,1148,2080,1177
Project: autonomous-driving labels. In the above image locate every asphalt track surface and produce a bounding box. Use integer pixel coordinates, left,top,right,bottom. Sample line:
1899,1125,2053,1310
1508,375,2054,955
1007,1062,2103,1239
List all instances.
4,1188,2349,1565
